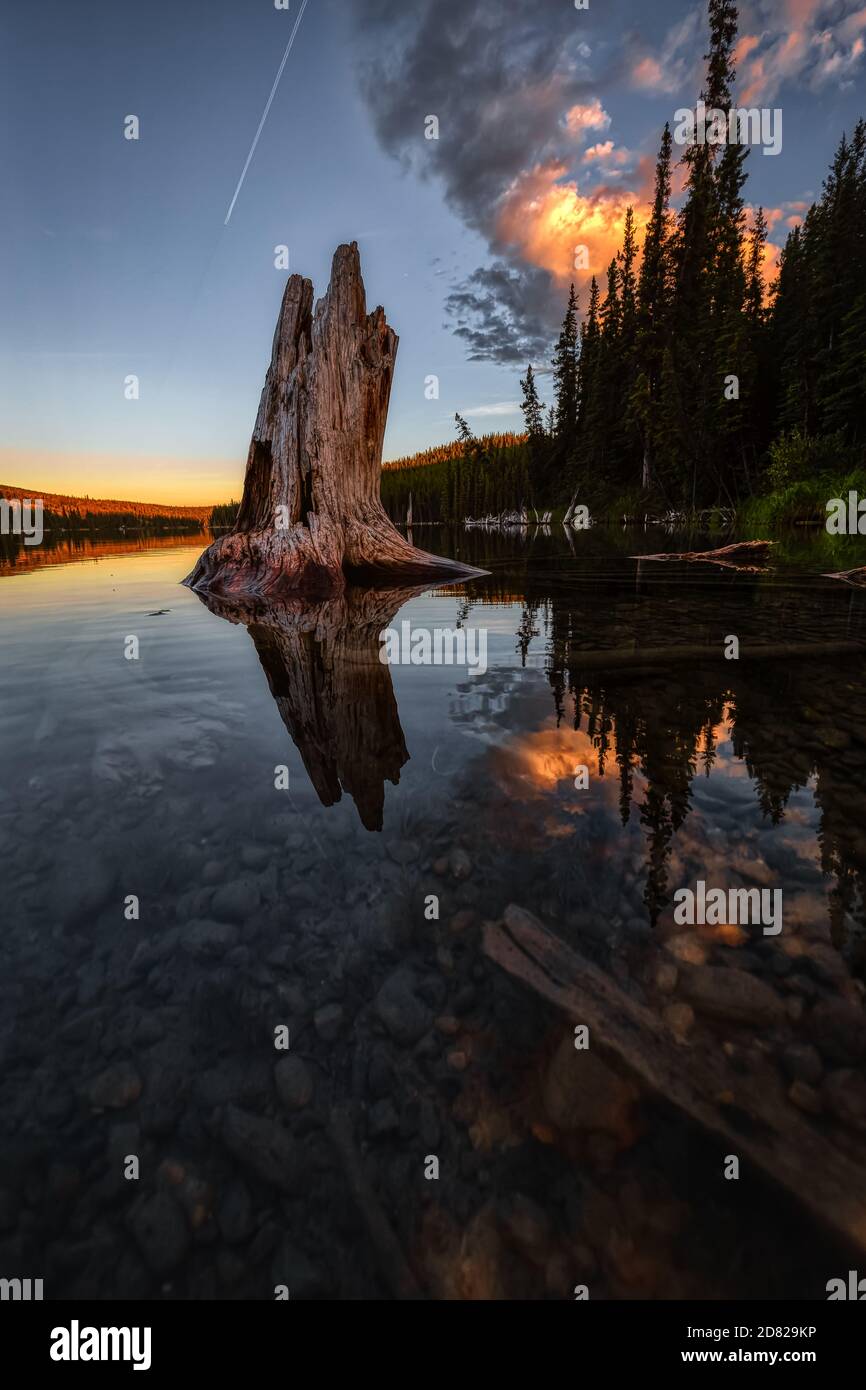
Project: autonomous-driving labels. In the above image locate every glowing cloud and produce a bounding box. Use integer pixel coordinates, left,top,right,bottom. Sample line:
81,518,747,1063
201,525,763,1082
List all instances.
583,140,614,160
495,160,653,289
565,99,611,137
736,2,866,102
632,56,667,90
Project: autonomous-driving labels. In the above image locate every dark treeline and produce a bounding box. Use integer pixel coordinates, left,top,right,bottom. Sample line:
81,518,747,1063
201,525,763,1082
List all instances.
565,0,866,511
39,507,205,535
383,0,866,522
210,500,240,528
380,433,532,523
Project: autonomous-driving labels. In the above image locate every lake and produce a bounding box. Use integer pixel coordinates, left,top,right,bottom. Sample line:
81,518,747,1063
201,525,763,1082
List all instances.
2,523,866,1299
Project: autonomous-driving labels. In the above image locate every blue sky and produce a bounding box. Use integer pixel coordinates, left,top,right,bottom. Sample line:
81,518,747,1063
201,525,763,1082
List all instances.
1,0,864,501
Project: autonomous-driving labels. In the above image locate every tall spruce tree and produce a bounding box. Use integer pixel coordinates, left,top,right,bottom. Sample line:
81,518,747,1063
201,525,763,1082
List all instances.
634,125,674,488
553,283,579,452
520,362,545,442
520,362,547,485
667,0,742,504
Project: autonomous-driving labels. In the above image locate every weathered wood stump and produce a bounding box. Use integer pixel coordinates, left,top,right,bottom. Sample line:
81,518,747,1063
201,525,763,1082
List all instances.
192,581,434,830
184,243,485,597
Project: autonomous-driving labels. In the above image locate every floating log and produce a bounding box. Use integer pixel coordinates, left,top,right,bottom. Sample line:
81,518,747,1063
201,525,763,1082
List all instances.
825,567,866,587
631,540,776,569
484,905,866,1256
184,244,485,598
563,638,866,671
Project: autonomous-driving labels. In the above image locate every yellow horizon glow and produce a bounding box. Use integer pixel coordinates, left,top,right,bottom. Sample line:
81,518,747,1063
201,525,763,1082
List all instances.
0,446,243,507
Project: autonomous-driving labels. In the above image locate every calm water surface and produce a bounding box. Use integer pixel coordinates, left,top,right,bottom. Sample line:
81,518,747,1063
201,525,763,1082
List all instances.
2,525,866,1299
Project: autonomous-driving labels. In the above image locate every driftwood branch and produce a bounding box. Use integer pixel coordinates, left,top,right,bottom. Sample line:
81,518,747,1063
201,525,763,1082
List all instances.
484,904,866,1256
632,540,776,570
825,567,866,587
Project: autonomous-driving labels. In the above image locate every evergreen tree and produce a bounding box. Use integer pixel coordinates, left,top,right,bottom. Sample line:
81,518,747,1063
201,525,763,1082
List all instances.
553,283,579,450
744,205,767,322
770,222,816,436
385,4,865,521
823,292,866,443
635,126,674,487
519,363,545,445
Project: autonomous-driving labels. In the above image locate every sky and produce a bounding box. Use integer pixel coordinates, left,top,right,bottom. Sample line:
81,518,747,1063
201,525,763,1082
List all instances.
1,0,865,503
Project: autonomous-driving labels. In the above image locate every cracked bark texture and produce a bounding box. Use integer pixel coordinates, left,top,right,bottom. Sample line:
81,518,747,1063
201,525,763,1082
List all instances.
184,243,484,598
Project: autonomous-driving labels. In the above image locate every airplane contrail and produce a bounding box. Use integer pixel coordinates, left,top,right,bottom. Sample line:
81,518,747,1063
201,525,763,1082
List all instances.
224,0,311,226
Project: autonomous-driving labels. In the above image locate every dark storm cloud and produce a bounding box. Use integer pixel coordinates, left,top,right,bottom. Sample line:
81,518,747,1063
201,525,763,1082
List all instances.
444,262,562,365
351,0,615,363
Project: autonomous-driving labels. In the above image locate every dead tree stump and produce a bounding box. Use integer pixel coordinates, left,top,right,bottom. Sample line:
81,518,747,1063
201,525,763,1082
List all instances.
184,243,485,598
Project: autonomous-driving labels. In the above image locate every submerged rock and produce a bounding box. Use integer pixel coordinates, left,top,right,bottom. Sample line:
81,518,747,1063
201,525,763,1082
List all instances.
681,966,784,1027
822,1069,866,1132
274,1056,314,1111
86,1063,142,1110
542,1034,637,1139
314,1003,344,1042
222,1106,304,1193
128,1191,189,1275
808,999,866,1064
375,968,433,1045
180,920,239,959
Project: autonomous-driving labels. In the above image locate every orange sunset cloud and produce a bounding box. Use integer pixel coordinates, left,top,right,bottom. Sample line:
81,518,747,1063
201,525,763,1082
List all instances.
632,56,667,90
564,99,611,137
584,141,631,165
495,160,654,290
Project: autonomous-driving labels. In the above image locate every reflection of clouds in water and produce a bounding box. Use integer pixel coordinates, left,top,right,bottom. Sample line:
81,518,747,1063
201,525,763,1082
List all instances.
472,695,834,936
489,724,619,813
775,832,824,867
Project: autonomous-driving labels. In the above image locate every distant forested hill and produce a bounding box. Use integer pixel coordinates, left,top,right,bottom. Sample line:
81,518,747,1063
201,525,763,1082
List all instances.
0,483,214,533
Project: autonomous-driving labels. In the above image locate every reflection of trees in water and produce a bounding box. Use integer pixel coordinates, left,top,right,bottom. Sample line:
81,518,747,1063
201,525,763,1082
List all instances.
491,571,866,950
813,760,866,954
0,530,211,576
557,664,723,925
188,531,866,952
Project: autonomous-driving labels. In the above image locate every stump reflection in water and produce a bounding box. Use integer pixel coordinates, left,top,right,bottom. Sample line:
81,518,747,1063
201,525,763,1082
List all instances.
193,581,439,831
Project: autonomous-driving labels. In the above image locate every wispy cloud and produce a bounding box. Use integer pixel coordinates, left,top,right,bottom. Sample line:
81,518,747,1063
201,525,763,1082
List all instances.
461,401,521,417
629,11,701,94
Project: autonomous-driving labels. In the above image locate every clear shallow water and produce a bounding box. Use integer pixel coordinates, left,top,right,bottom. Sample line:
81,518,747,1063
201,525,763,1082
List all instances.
2,526,866,1299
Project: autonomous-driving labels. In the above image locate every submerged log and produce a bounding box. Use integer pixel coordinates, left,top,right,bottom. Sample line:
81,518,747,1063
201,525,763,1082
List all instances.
184,243,485,598
330,1108,422,1299
632,540,776,569
485,905,866,1256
